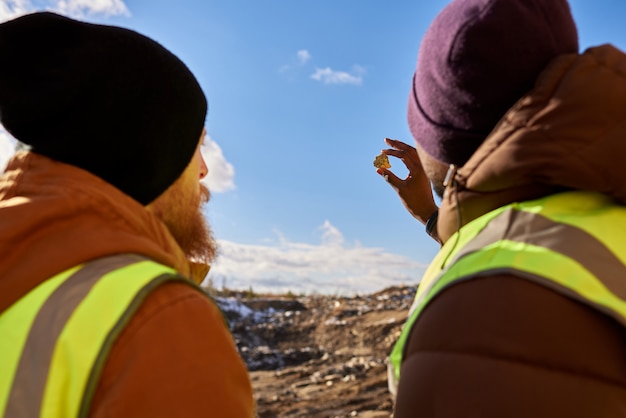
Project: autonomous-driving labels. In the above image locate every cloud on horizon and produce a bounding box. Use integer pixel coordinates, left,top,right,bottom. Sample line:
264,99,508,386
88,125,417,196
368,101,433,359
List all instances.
0,0,129,21
206,221,426,296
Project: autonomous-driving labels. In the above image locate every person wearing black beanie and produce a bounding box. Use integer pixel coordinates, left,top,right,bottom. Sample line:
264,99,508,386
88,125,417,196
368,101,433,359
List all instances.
377,0,626,417
0,12,254,417
0,11,207,205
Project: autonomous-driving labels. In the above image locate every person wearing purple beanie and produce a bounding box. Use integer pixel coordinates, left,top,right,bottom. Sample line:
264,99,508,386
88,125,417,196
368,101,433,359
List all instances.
378,0,626,416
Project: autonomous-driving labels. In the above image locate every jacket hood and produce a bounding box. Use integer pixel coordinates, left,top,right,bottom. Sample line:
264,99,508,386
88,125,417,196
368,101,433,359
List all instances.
438,44,626,242
0,152,207,313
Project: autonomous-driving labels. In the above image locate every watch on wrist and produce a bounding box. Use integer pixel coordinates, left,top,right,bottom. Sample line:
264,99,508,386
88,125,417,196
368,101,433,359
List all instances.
425,210,440,243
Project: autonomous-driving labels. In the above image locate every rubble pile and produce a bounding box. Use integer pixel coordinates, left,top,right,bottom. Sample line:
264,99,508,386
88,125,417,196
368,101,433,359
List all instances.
215,286,417,418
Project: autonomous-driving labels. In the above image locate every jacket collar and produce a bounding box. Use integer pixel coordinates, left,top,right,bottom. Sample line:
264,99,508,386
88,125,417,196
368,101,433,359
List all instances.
0,151,203,313
438,45,626,243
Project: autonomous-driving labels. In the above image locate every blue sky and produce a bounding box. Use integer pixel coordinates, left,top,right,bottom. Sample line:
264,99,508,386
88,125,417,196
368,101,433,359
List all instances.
1,0,625,295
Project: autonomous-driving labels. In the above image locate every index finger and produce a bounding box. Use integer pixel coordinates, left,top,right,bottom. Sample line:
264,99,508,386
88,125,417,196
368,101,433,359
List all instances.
385,138,416,152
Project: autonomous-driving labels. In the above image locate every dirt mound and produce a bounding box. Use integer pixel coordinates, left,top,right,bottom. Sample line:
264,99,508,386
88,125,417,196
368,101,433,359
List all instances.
215,286,416,417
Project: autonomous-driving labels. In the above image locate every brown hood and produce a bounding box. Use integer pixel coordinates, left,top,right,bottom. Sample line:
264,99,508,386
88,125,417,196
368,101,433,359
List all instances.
0,151,205,313
438,44,626,243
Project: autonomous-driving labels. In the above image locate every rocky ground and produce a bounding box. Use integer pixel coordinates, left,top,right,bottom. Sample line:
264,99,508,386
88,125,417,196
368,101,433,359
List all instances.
214,286,417,418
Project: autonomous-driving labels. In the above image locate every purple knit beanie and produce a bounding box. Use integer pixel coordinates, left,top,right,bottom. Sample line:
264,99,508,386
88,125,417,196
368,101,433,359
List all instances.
408,0,579,166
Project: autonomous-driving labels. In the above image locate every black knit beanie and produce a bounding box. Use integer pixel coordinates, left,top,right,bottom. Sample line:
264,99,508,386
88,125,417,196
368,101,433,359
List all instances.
0,12,208,205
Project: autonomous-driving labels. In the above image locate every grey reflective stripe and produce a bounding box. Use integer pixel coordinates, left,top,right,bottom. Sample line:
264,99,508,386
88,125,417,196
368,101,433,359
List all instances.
410,208,626,319
446,209,626,299
5,254,145,418
77,272,187,418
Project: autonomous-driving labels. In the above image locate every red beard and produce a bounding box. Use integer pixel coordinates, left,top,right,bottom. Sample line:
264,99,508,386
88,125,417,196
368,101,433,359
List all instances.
176,183,217,264
153,182,217,265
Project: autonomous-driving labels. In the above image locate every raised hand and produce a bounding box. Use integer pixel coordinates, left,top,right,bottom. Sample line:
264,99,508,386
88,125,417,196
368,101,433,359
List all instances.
376,138,438,225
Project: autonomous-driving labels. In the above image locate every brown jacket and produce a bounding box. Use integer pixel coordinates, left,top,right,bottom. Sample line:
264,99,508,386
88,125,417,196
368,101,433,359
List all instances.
395,45,626,417
0,152,254,417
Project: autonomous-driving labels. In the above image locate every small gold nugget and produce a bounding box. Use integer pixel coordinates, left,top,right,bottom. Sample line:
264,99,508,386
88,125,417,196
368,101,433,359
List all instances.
373,153,391,169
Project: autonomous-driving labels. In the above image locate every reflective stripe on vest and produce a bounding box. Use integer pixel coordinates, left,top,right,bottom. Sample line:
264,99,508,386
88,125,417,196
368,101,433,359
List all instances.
0,254,200,418
388,191,626,395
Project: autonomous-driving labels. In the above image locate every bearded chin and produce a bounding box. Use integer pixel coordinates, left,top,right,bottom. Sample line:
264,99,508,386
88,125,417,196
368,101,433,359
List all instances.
184,184,217,264
164,184,218,265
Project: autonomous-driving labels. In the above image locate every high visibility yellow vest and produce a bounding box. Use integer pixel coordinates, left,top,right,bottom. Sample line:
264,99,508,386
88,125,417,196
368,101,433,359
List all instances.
388,191,626,395
0,254,208,418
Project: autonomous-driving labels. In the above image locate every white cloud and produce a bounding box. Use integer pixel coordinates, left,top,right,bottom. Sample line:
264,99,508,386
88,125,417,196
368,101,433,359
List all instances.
311,65,365,85
201,135,235,193
0,0,129,22
55,0,129,18
0,0,29,21
281,51,366,86
318,220,344,247
280,49,312,74
297,49,311,65
205,221,426,296
0,127,16,172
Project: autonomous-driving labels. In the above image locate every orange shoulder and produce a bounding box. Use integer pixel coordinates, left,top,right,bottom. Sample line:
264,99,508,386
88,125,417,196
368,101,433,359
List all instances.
90,281,255,418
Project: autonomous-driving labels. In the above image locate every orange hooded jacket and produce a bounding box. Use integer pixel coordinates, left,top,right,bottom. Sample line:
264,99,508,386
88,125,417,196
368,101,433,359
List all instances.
0,151,254,417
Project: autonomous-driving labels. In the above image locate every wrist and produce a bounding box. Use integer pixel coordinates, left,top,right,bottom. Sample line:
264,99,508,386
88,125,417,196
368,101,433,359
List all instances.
425,210,440,244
